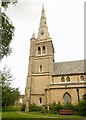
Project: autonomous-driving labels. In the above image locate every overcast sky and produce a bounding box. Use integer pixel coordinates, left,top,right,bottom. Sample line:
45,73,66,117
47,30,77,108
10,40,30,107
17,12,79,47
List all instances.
1,0,85,94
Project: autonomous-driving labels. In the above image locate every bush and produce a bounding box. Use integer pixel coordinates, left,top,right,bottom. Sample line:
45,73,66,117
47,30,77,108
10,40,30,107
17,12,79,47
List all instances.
2,106,21,112
56,101,63,112
29,103,42,112
49,101,63,114
78,100,86,116
21,104,26,111
41,105,48,114
62,103,80,115
63,103,75,111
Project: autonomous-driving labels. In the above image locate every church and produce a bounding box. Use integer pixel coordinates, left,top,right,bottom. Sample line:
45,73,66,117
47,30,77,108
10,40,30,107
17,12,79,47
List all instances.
25,5,86,111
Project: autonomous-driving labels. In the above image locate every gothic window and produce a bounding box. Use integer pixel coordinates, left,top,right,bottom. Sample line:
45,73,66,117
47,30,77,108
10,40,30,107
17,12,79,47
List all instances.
40,65,42,72
61,76,65,82
63,92,71,104
43,46,46,53
39,97,42,104
66,76,70,82
80,75,84,81
38,47,41,54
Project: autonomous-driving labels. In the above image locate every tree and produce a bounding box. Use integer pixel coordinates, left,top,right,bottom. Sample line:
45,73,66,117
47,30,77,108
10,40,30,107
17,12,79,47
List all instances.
78,100,86,116
0,0,17,60
0,1,20,107
0,66,20,107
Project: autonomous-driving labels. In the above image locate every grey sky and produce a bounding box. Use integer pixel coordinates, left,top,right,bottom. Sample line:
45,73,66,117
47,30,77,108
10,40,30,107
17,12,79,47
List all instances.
1,0,85,94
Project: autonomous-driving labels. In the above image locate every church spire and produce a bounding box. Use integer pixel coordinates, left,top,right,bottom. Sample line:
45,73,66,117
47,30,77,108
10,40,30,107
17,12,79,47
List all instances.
41,4,46,19
37,4,50,40
31,32,35,39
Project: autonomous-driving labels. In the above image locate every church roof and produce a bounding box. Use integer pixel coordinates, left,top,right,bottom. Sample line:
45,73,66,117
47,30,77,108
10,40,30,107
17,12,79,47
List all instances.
53,60,86,75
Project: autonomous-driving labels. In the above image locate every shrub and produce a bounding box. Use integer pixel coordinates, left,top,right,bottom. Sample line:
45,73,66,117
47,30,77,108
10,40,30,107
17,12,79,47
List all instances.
56,101,63,112
2,106,21,112
63,103,75,111
77,100,86,116
41,105,48,114
21,104,26,111
49,101,57,114
49,101,63,114
29,103,42,112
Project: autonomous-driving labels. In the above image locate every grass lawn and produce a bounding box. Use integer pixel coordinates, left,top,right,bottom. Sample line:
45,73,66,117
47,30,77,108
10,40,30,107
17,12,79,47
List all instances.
1,111,86,120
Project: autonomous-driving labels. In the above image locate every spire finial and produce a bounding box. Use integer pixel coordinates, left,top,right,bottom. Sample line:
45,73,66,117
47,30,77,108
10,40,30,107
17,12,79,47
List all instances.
42,3,44,7
31,32,35,39
42,3,44,12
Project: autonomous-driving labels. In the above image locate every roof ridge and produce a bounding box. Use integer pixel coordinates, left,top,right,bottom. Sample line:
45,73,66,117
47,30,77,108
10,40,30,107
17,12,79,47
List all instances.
55,59,86,64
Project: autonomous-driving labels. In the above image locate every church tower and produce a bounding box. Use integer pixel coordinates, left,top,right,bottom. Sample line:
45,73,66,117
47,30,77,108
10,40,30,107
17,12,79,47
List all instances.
25,5,54,111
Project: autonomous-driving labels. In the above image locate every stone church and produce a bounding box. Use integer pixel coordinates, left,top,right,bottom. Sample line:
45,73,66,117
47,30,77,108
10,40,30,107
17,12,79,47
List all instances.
25,5,86,111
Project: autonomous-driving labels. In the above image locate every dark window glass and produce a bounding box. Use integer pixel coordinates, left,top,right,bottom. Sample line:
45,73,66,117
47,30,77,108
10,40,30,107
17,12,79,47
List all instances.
38,47,41,54
39,97,42,104
43,46,45,53
40,65,42,72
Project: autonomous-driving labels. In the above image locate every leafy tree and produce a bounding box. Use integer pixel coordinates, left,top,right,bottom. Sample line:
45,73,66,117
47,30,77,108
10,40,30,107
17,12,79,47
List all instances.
0,0,20,107
78,100,86,116
2,1,17,8
1,0,17,60
1,13,14,59
0,66,20,107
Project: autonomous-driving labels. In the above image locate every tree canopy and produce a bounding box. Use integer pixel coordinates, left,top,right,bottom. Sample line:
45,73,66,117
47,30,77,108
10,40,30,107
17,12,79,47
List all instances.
0,66,20,107
1,13,14,59
0,1,20,107
1,0,17,60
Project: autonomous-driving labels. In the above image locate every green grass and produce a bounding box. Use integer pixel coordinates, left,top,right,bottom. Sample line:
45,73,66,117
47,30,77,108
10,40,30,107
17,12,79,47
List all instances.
1,111,86,119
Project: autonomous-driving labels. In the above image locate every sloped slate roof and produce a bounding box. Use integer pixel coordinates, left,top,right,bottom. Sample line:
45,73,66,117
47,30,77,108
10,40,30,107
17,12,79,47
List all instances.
53,60,86,75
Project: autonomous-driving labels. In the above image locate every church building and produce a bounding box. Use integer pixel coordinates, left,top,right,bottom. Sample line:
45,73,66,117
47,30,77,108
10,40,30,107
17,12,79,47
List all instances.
25,5,86,111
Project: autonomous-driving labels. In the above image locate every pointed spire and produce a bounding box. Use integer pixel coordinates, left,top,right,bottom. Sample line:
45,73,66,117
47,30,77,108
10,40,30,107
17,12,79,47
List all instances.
40,4,47,28
41,4,45,18
42,3,44,10
31,32,35,39
37,4,50,40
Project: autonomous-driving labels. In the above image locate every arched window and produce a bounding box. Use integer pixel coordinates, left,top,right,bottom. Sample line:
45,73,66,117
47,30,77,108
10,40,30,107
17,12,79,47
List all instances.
39,97,42,104
63,92,71,104
80,75,84,81
38,47,41,54
61,76,65,82
66,76,70,82
43,46,45,53
40,65,42,72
